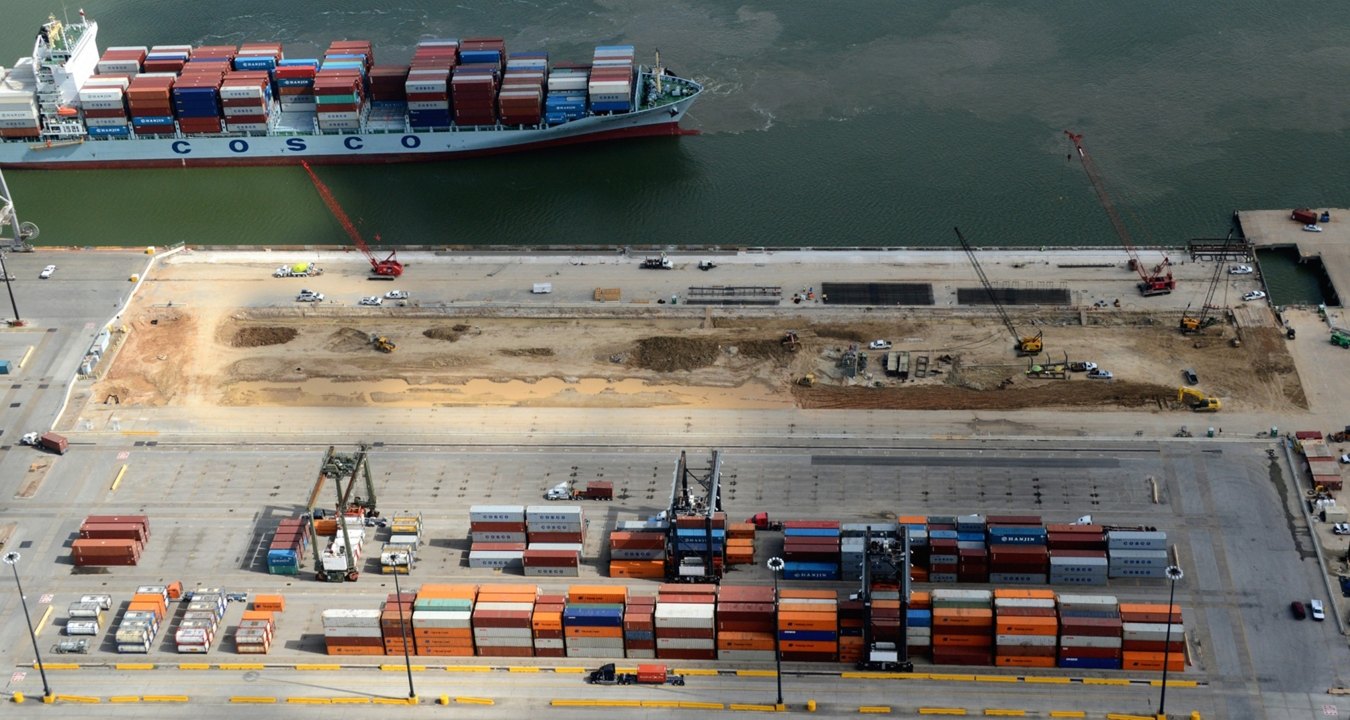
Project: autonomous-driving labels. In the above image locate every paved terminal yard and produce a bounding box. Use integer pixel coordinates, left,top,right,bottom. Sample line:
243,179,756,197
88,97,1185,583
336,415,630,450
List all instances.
0,245,1347,718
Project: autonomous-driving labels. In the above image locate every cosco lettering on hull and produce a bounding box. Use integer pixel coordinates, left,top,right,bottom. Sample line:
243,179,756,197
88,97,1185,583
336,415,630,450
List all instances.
168,135,423,155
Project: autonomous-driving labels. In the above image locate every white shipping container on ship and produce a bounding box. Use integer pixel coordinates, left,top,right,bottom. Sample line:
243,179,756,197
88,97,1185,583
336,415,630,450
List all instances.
222,105,268,118
96,61,141,75
547,77,588,92
406,80,448,93
470,505,526,523
0,106,39,120
1058,634,1122,648
220,86,266,100
587,81,631,92
1055,594,1117,612
84,76,130,90
0,119,39,130
82,99,127,112
525,505,582,523
280,98,317,110
322,626,383,639
994,634,1056,647
225,123,269,132
317,118,361,130
65,620,101,636
322,608,381,627
107,45,150,53
407,101,449,111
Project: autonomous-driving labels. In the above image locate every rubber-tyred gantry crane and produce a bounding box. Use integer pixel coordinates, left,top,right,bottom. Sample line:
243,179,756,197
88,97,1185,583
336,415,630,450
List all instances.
301,161,403,278
1064,131,1175,296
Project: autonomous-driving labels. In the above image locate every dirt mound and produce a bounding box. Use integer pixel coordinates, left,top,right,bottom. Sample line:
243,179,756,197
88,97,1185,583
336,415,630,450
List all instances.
325,327,373,352
794,381,1174,411
634,336,721,372
500,348,555,357
230,326,298,348
425,324,475,342
735,339,793,362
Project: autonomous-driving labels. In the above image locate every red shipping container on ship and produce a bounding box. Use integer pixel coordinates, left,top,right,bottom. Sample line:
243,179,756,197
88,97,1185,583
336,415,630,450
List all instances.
275,65,316,80
82,108,129,119
143,59,186,74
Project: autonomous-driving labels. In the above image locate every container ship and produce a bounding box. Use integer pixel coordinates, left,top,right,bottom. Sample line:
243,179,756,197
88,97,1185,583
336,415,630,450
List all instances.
0,12,703,169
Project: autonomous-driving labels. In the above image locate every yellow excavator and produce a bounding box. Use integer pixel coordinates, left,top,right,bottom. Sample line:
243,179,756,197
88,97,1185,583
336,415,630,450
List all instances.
955,227,1043,355
1178,387,1221,412
370,334,396,353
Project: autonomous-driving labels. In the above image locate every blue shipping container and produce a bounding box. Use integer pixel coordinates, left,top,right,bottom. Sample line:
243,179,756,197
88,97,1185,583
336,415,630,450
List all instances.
86,125,130,137
778,630,837,642
1058,657,1122,670
131,116,175,127
906,609,932,627
783,527,840,538
0,360,11,375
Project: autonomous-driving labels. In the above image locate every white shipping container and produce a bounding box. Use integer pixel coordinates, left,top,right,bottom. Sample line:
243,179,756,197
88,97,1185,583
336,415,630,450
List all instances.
322,608,381,626
85,76,131,89
1122,622,1184,640
0,108,39,121
1059,635,1123,648
322,626,384,638
527,543,584,553
0,119,40,130
995,634,1056,647
533,637,565,649
1055,594,1118,611
107,45,151,53
470,532,528,543
66,620,101,636
525,566,579,577
407,101,450,111
220,87,266,100
547,78,588,92
82,100,127,111
655,637,716,650
225,123,269,132
469,505,527,523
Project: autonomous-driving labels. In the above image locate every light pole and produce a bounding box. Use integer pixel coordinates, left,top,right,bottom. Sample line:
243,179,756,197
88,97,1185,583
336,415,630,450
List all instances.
389,552,416,701
766,556,785,709
1157,564,1184,719
4,552,50,699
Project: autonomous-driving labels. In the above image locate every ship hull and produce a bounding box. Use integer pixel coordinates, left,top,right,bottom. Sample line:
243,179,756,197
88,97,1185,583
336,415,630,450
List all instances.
0,92,696,170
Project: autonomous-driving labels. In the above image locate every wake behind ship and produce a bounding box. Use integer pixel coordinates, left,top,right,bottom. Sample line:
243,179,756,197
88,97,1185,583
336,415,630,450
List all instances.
0,11,702,169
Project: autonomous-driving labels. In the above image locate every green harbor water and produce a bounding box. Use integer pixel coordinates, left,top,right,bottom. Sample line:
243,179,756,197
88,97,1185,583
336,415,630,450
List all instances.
3,2,1346,302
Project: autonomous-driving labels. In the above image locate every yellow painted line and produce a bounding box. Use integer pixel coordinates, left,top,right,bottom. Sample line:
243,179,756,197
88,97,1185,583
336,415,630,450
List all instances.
550,699,642,708
984,711,1026,717
446,665,493,672
329,698,371,705
287,698,331,705
229,697,277,704
1024,676,1071,685
40,663,80,670
643,700,683,708
218,663,265,671
51,694,100,704
115,663,155,671
142,696,189,703
1048,712,1087,719
1148,679,1197,688
178,663,210,670
676,668,720,676
974,675,1017,684
1082,678,1130,687
842,671,923,680
110,465,129,492
729,704,780,712
33,605,54,638
379,664,426,672
372,697,417,705
119,430,159,436
1105,715,1155,720
507,666,540,673
295,664,341,671
918,709,968,716
455,697,495,705
859,707,893,714
928,674,976,682
680,701,726,710
736,669,779,678
552,667,587,673
18,345,34,369
108,696,140,704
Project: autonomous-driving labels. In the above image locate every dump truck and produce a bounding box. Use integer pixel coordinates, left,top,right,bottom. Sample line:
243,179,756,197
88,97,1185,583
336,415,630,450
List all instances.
586,663,684,686
545,481,614,501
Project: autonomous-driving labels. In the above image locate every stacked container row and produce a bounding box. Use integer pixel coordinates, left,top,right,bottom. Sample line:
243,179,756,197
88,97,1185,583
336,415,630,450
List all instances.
778,588,838,662
656,583,716,660
565,584,625,659
717,584,776,662
266,516,311,575
413,583,477,656
73,514,150,566
588,45,634,113
176,586,227,653
475,584,538,658
609,517,667,579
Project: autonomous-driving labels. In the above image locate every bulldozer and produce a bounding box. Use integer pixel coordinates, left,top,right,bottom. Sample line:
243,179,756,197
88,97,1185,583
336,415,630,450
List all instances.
370,334,396,353
1177,386,1221,412
781,331,801,352
796,373,816,387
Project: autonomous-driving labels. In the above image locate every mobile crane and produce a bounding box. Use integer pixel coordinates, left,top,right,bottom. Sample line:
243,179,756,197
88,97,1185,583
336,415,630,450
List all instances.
306,445,380,582
1064,131,1175,296
1181,231,1235,334
954,226,1043,356
300,161,403,279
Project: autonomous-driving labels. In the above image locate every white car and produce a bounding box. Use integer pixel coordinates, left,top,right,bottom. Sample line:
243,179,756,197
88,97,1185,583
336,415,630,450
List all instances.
1333,523,1350,536
1304,224,1323,233
1311,598,1326,621
358,296,382,306
868,340,892,350
1228,265,1253,275
384,290,409,300
1242,290,1267,302
296,291,324,302
1087,369,1114,380
39,264,56,279
1340,454,1350,464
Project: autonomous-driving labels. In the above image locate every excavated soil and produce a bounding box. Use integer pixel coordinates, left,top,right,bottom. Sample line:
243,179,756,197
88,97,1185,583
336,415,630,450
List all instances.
633,336,722,372
793,381,1174,410
228,326,298,348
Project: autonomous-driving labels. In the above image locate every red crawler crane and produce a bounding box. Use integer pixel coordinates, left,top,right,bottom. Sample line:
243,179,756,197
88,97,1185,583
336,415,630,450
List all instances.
300,161,402,279
1064,131,1174,296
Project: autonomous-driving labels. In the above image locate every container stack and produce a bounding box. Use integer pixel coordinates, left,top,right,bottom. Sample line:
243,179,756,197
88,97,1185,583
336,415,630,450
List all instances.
782,520,839,580
725,521,756,566
563,585,625,659
672,513,727,581
177,587,226,654
80,77,132,138
380,538,417,574
987,517,1048,584
191,45,238,68
74,514,149,566
143,45,192,74
1057,594,1123,670
405,66,451,129
907,590,932,659
381,591,416,656
459,38,506,69
473,584,537,658
992,589,1057,668
859,581,906,663
127,74,176,136
236,609,276,654
837,595,864,665
544,66,588,125
524,547,579,577
776,588,838,662
930,588,993,666
173,65,225,134
1120,603,1185,672
900,516,930,582
313,68,364,132
115,590,162,653
220,70,272,132
234,42,282,76
469,505,527,570
266,516,311,575
323,608,383,656
527,504,584,544
716,584,776,662
608,526,666,579
655,583,717,660
0,61,40,139
623,591,657,658
1107,530,1169,579
412,583,477,657
66,596,110,637
368,65,410,107
588,45,634,113
275,59,320,112
1047,523,1108,585
953,514,988,583
391,514,423,544
96,46,147,77
323,41,373,79
499,52,547,126
532,590,566,658
927,519,958,583
452,64,500,126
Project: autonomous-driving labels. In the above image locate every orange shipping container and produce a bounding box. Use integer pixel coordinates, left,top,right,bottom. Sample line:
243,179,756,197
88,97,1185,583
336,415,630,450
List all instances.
776,612,837,632
777,602,837,614
897,515,926,524
933,634,993,647
416,583,478,599
1122,651,1185,672
327,645,385,656
932,609,994,627
717,632,776,651
609,561,666,578
566,585,627,604
253,594,285,612
910,591,931,609
241,610,274,623
992,588,1056,600
564,626,624,638
996,655,1056,668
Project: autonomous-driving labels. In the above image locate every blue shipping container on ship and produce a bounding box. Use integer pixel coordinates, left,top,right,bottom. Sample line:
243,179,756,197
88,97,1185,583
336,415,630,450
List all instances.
675,528,726,539
906,609,932,627
778,630,836,642
234,57,277,71
131,116,174,127
1058,657,1122,670
86,125,130,137
409,111,451,127
956,532,984,543
783,561,838,580
277,78,314,88
146,52,189,63
321,61,365,76
590,101,631,112
325,53,367,64
929,530,959,540
563,607,623,626
625,630,653,641
595,45,636,53
783,527,839,538
280,59,321,69
460,50,501,65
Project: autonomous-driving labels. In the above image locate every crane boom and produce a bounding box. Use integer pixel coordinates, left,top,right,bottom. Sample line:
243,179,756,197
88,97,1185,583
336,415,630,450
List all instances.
954,226,1042,356
1063,131,1174,296
300,161,403,278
